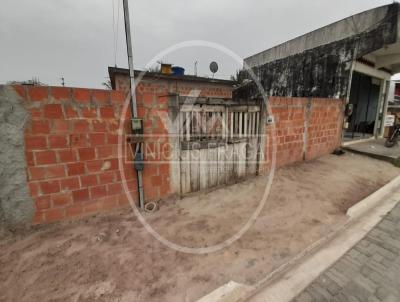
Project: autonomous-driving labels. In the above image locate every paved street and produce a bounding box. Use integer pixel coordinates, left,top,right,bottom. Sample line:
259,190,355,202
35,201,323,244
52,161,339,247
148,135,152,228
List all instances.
293,202,400,302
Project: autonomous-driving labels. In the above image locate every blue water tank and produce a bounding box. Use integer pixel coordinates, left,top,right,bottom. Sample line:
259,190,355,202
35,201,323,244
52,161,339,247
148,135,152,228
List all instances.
172,66,185,76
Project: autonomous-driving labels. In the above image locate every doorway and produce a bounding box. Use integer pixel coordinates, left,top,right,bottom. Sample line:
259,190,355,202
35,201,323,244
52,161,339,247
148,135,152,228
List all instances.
345,71,380,140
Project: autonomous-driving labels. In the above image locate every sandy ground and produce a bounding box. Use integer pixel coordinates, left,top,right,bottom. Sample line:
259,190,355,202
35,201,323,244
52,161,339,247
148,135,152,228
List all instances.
0,153,399,302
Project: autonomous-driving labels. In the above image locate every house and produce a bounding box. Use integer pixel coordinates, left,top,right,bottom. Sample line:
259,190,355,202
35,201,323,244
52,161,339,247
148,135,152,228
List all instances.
237,3,400,141
108,66,234,99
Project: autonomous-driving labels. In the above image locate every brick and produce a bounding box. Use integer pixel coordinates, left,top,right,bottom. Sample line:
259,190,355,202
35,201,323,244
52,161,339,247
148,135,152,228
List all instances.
28,86,48,102
69,134,87,148
30,108,42,118
78,147,96,161
25,136,47,150
80,174,98,187
107,134,118,144
58,149,76,163
51,87,71,101
89,133,106,146
25,151,35,166
67,162,85,176
53,120,69,133
46,165,66,179
73,120,90,133
48,135,68,148
44,208,65,223
32,212,44,225
60,177,80,191
64,106,79,118
72,188,89,202
28,167,46,180
111,91,125,103
118,194,130,206
29,182,40,197
65,204,83,218
52,192,72,207
35,196,51,210
100,107,115,118
143,93,153,106
92,120,108,132
108,121,120,133
100,196,119,210
92,90,110,103
98,171,115,185
35,150,57,165
31,120,50,134
83,201,99,213
44,104,63,119
73,88,90,103
107,182,123,195
86,160,106,173
97,145,115,158
90,185,107,199
81,107,98,118
150,175,162,186
40,180,61,194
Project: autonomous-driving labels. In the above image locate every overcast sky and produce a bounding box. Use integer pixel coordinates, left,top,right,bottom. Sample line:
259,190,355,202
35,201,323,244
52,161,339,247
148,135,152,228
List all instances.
0,0,393,88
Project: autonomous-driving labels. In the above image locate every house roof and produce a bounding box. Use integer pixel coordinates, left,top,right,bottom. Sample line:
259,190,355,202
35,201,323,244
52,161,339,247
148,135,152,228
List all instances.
244,4,399,68
108,66,235,90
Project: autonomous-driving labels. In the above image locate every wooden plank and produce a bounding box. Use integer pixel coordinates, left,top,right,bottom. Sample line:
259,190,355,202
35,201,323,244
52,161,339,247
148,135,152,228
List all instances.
199,148,208,190
180,150,191,194
190,149,200,192
239,112,243,138
251,112,255,137
246,137,258,175
244,113,248,138
255,112,259,136
181,105,225,112
185,112,190,141
230,112,234,139
225,144,235,184
218,146,226,186
237,142,247,178
208,147,218,188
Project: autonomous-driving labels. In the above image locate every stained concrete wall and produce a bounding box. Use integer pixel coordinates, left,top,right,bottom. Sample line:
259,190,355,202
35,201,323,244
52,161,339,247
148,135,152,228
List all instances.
237,3,399,99
0,86,34,229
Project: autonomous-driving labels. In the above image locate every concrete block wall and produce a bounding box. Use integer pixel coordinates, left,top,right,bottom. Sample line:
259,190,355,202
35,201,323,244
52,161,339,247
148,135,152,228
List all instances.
10,84,172,225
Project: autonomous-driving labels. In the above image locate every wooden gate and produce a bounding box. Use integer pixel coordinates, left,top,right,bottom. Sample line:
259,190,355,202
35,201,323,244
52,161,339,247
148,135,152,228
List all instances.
178,99,262,194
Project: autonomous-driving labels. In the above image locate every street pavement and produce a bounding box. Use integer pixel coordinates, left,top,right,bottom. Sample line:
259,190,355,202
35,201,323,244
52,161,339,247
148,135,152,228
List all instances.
293,202,400,302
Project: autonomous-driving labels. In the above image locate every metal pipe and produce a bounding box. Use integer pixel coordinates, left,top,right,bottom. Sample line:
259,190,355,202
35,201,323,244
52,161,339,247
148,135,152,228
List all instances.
122,0,145,210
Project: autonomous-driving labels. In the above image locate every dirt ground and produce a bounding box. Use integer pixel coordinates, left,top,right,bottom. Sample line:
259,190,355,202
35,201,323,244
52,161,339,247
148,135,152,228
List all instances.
0,153,399,302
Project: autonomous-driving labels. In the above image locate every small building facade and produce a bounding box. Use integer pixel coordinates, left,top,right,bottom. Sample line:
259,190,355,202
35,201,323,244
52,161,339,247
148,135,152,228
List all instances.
238,3,400,142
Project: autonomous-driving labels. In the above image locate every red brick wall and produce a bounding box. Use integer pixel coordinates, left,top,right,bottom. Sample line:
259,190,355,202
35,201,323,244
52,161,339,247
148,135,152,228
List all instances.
15,85,171,224
14,85,343,225
264,97,344,169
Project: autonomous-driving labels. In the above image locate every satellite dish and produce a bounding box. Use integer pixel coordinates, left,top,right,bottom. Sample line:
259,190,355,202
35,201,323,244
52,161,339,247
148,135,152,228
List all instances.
209,61,218,77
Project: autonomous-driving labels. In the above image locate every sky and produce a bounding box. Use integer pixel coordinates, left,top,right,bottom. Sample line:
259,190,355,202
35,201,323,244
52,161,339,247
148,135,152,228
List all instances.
0,0,394,88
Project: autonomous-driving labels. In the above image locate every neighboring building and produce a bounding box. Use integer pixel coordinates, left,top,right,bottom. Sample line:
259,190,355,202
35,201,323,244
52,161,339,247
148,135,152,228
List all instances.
108,66,234,99
238,3,400,141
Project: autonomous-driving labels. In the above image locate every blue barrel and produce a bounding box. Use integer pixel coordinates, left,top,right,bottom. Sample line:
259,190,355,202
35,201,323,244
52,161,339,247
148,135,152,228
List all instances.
172,66,185,76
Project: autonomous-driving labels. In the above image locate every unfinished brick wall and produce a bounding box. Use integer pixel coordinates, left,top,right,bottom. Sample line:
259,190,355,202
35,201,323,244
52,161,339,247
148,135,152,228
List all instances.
264,97,344,168
15,85,171,224
8,85,343,225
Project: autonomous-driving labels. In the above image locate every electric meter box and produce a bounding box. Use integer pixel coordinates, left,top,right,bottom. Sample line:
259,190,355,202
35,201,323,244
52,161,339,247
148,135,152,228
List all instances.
132,118,143,134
